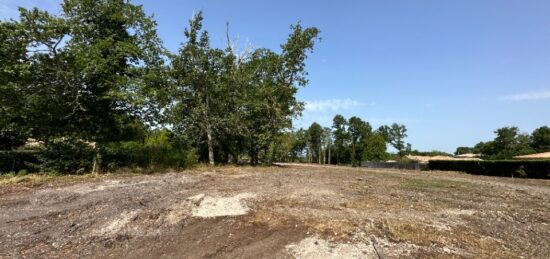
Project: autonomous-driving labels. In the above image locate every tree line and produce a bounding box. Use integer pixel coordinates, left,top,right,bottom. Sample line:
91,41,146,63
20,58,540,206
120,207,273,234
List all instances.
0,0,320,172
270,114,409,166
455,126,550,159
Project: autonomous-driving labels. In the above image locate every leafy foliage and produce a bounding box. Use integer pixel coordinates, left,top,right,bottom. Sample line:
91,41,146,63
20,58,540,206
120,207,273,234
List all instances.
361,133,389,162
103,130,197,170
36,139,95,174
460,126,548,160
168,13,320,165
531,126,550,153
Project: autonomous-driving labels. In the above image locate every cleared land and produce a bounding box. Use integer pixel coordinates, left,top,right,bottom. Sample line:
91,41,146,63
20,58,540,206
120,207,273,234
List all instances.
0,164,549,258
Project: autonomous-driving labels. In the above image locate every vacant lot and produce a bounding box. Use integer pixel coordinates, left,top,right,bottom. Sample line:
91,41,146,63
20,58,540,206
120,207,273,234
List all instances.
1,164,549,258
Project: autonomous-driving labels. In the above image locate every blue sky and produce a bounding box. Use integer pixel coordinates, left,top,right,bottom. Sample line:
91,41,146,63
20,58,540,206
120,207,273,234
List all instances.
2,0,549,153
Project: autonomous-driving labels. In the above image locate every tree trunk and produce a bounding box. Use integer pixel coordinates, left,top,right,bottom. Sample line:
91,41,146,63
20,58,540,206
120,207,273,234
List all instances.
206,125,214,166
351,142,356,166
92,148,102,174
319,145,322,164
328,144,331,165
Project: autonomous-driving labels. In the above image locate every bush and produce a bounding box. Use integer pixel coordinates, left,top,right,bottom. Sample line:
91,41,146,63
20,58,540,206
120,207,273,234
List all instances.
428,160,550,179
36,139,95,174
102,130,197,170
0,150,39,173
2,130,198,175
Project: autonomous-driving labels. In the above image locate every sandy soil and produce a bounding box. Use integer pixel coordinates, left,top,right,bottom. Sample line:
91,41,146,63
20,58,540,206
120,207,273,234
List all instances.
0,164,549,258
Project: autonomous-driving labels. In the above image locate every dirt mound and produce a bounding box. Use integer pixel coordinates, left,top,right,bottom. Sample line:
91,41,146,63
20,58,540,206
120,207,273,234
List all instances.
191,193,256,218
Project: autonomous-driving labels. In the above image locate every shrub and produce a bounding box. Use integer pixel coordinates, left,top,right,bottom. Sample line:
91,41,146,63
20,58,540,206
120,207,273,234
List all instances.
35,139,95,174
102,130,197,170
2,130,198,174
428,160,550,179
0,150,39,173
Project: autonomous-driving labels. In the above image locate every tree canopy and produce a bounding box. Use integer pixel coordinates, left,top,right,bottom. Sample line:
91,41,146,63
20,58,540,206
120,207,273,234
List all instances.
0,1,321,171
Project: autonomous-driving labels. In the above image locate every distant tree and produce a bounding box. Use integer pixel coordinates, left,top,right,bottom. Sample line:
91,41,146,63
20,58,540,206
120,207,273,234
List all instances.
270,131,298,162
388,123,408,156
531,126,550,152
348,116,371,166
493,127,519,155
377,125,390,142
473,141,494,156
361,133,389,162
409,150,452,156
516,133,535,156
455,146,475,155
474,127,537,159
322,127,332,164
332,114,350,164
307,122,323,163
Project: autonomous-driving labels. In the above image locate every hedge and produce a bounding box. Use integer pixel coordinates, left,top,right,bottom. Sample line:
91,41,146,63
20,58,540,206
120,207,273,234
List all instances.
428,160,550,179
0,151,39,173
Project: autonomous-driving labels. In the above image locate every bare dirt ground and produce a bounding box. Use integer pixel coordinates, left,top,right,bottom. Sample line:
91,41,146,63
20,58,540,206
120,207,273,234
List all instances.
1,164,549,258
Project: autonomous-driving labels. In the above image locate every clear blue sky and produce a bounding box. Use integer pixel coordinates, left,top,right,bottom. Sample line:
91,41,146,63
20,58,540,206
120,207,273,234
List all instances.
2,0,550,153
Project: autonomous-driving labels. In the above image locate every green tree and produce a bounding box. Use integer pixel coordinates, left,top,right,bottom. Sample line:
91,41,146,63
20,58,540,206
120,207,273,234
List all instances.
474,141,494,157
476,127,537,159
0,19,30,149
455,146,475,155
307,122,323,163
322,127,332,164
237,23,319,164
388,123,408,156
493,127,519,155
531,126,550,152
361,133,389,162
376,125,390,142
169,15,319,165
348,116,371,166
292,128,309,161
170,12,227,165
516,133,535,156
2,0,165,170
332,114,350,164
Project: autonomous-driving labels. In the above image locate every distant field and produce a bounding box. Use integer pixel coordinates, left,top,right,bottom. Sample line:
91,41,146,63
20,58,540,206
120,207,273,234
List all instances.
1,164,549,258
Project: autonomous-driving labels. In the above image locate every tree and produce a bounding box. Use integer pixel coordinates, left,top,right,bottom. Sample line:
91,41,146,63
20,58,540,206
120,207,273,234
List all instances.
361,133,389,161
237,24,319,164
455,146,475,155
0,19,30,150
531,126,550,152
516,133,535,156
169,15,319,165
493,127,519,154
307,122,323,163
322,127,332,164
170,12,227,165
292,128,309,161
376,125,390,143
2,0,165,170
348,116,371,166
475,126,537,159
388,123,408,156
332,114,350,164
473,141,494,157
